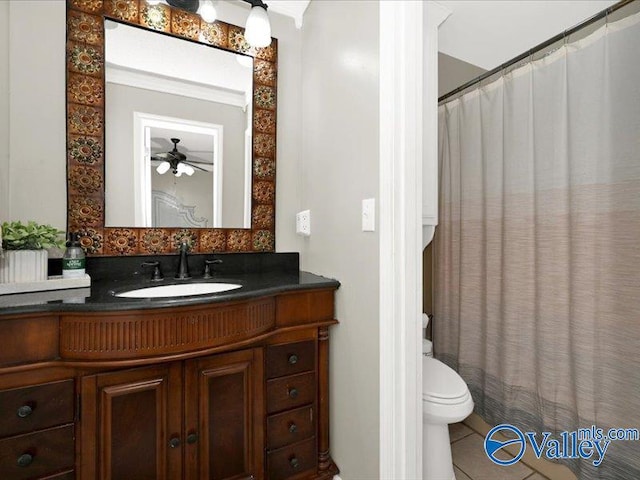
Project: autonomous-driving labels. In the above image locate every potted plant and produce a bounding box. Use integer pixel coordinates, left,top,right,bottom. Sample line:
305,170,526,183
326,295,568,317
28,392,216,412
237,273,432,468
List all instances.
0,221,65,284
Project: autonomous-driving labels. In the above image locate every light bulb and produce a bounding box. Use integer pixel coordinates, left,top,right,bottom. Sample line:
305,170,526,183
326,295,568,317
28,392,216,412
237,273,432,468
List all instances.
184,164,195,176
245,5,271,48
198,0,217,23
156,161,170,174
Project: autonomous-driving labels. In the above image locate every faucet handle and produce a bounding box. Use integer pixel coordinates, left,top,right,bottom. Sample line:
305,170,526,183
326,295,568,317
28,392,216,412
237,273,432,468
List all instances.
203,259,223,279
141,261,164,281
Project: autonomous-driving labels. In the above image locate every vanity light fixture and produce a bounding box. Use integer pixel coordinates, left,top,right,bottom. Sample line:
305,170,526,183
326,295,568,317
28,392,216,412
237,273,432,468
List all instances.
243,0,272,48
198,0,217,23
156,0,272,47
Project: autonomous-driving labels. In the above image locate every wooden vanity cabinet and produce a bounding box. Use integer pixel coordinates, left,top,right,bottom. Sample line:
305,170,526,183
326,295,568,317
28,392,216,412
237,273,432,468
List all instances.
80,363,183,480
0,288,338,480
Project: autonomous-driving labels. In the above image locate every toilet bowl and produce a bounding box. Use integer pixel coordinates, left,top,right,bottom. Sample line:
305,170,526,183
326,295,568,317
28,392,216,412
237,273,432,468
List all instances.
422,351,474,479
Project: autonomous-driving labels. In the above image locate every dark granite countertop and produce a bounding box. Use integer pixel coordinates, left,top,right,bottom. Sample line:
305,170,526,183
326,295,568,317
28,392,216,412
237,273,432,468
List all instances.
0,253,340,316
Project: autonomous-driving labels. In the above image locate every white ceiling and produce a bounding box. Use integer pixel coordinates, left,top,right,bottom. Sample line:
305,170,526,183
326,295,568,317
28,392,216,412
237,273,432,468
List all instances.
437,0,618,70
267,0,311,28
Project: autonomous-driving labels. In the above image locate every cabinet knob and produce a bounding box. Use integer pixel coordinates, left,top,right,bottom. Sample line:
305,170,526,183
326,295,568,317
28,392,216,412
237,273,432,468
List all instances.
169,436,181,449
288,354,299,365
288,388,299,399
186,433,198,445
17,405,33,418
289,456,300,469
288,422,298,433
17,453,33,467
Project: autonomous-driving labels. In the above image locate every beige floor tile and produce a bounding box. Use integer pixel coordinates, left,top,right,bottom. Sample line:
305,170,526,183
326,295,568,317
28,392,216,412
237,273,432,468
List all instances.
454,466,473,480
450,422,474,443
452,433,533,480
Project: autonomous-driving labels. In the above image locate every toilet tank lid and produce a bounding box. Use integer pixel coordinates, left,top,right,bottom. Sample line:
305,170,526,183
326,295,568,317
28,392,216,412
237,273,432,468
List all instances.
423,357,469,399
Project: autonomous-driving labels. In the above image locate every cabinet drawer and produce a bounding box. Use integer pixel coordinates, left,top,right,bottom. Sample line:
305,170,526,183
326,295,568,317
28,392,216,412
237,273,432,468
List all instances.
267,437,317,480
267,406,314,450
0,425,75,480
0,380,74,438
267,372,316,414
266,341,315,379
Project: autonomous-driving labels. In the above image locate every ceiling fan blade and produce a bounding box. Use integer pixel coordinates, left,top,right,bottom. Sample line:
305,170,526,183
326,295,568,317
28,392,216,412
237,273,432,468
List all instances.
183,159,213,165
151,152,178,161
184,162,211,172
150,138,174,150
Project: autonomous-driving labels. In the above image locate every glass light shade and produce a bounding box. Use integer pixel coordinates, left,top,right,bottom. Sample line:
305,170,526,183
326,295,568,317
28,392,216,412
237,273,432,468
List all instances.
198,0,217,24
146,0,162,5
183,164,195,176
175,170,183,177
156,161,170,174
245,5,272,48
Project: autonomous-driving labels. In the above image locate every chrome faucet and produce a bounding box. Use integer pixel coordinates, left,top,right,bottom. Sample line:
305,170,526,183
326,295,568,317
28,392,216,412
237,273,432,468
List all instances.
175,241,191,279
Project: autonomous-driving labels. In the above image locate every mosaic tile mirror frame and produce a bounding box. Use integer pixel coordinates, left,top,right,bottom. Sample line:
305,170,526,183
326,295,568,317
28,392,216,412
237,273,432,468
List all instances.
66,0,278,255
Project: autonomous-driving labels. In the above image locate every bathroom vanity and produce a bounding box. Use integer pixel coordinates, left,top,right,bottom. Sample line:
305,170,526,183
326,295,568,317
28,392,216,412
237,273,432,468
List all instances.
0,254,340,480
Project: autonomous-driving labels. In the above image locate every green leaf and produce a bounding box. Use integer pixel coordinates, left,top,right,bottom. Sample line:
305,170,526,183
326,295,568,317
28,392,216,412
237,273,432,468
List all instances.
1,220,65,251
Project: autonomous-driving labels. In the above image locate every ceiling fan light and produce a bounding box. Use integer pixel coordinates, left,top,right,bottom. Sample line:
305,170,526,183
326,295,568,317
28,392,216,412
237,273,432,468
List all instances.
245,5,272,48
198,0,217,24
156,161,170,174
184,164,195,176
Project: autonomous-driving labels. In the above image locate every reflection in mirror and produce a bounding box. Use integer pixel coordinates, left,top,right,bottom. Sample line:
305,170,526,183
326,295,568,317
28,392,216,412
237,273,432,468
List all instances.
104,19,253,229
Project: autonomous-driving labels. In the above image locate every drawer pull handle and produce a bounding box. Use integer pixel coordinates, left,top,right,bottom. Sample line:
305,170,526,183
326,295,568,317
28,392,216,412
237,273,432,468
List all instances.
169,436,181,449
288,422,298,433
17,405,33,418
289,456,300,469
288,354,299,365
186,433,198,445
17,453,33,467
288,388,299,399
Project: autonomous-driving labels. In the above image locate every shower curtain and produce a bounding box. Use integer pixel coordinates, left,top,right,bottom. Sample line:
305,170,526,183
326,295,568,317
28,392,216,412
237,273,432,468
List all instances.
434,12,640,480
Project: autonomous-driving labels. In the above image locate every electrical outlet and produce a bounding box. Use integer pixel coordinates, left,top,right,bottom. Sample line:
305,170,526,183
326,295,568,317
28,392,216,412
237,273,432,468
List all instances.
296,210,311,236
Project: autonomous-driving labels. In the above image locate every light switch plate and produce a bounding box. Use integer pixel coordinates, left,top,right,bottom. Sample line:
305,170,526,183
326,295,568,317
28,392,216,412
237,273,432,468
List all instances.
296,210,311,236
362,198,375,232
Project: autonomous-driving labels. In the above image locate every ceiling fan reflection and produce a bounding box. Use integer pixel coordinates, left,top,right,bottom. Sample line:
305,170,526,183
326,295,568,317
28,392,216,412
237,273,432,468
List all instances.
150,138,213,177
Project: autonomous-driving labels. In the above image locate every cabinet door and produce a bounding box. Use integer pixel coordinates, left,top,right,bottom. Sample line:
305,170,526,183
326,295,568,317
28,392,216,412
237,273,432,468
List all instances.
80,363,182,480
185,348,264,480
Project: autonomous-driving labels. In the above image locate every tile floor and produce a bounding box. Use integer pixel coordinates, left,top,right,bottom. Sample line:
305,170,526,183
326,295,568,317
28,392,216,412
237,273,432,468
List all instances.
450,423,549,480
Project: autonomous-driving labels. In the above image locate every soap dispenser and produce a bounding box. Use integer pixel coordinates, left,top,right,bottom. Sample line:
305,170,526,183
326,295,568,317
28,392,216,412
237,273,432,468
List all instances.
62,232,86,279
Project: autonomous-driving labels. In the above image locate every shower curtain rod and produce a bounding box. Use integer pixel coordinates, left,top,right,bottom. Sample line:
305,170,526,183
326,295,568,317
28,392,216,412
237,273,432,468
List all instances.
438,0,636,104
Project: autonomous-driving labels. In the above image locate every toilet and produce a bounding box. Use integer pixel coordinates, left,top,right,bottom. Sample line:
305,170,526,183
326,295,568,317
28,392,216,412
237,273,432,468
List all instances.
422,316,474,480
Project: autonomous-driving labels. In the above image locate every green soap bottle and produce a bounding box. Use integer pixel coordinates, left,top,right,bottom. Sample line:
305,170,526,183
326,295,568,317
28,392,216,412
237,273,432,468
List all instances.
62,232,86,279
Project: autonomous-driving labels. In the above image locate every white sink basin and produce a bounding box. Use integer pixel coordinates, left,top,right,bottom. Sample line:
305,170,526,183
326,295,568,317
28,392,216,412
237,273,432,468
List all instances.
115,282,242,298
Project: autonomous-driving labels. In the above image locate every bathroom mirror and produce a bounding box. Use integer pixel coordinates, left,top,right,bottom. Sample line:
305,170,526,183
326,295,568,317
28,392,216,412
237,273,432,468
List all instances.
104,19,253,229
66,0,277,255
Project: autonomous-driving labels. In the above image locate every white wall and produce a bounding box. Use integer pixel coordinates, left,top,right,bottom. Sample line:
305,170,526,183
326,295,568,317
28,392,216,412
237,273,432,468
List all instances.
0,1,9,221
4,0,66,228
300,1,380,478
